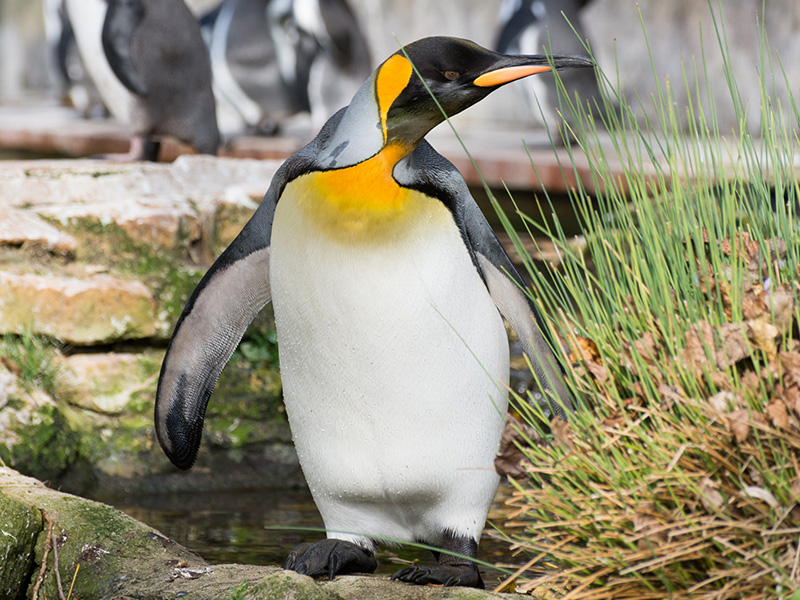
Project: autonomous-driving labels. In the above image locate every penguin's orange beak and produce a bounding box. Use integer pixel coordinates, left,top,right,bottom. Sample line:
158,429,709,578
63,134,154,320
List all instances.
472,54,594,88
473,65,552,87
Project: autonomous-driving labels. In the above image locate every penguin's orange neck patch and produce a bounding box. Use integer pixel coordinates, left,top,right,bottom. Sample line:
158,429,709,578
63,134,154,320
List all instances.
287,142,436,242
281,56,427,242
375,55,413,142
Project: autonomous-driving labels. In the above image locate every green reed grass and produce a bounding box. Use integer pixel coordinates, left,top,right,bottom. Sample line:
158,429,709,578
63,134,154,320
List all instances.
0,330,63,397
488,2,800,598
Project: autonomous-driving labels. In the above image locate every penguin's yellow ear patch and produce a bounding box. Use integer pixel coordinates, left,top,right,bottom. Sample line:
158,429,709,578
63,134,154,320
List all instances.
376,54,413,140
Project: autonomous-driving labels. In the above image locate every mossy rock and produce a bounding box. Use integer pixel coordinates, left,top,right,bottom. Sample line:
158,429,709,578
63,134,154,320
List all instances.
0,489,41,600
61,217,205,333
0,468,510,600
208,198,262,258
0,388,80,482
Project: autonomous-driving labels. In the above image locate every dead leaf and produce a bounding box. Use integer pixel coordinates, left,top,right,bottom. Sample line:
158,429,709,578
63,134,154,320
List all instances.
741,290,764,321
681,321,715,375
715,322,750,367
768,287,795,332
709,371,733,391
767,237,788,260
632,332,660,364
567,334,608,384
766,398,790,430
568,335,600,363
739,370,763,397
790,478,800,503
748,467,765,487
787,389,800,420
698,476,725,512
602,413,625,428
495,414,542,478
740,231,761,262
658,384,688,409
746,317,779,357
780,352,800,417
742,486,780,509
779,351,800,372
586,360,609,384
602,398,641,428
708,390,738,414
630,381,647,399
633,503,668,551
551,418,575,453
728,409,750,443
720,232,760,266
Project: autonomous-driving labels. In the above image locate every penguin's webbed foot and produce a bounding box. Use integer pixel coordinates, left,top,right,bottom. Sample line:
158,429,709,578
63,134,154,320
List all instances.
391,563,484,588
392,532,484,588
284,539,377,580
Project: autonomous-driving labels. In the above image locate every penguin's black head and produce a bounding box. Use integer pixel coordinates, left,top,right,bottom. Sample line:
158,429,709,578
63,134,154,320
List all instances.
379,36,593,147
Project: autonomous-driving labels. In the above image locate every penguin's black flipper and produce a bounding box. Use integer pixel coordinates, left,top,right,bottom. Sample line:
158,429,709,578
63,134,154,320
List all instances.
396,141,573,420
463,194,574,420
154,192,275,469
102,0,150,96
154,110,345,470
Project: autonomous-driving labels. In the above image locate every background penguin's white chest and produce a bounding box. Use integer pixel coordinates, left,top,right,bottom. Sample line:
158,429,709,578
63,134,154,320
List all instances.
269,176,509,543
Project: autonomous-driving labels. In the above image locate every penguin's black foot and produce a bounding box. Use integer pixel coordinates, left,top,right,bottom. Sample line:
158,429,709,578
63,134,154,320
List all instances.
284,539,377,580
391,564,484,588
392,531,484,588
138,137,161,162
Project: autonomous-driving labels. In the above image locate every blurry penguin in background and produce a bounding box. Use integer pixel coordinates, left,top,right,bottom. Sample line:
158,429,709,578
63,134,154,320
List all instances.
64,0,220,161
495,0,611,141
43,0,107,117
204,0,305,135
64,0,133,130
269,0,372,128
206,0,371,135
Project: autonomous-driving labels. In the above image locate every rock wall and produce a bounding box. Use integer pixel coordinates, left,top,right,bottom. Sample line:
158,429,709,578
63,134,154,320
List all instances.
0,157,302,497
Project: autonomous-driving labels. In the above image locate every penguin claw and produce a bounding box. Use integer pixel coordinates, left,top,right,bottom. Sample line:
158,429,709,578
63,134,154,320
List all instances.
284,542,315,571
391,564,484,588
284,539,376,579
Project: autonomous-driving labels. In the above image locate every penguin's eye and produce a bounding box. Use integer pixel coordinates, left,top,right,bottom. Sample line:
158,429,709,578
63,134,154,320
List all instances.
442,70,460,81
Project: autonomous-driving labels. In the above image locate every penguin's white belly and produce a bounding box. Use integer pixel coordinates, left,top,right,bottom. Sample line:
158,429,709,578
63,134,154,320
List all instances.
269,176,509,546
65,0,132,125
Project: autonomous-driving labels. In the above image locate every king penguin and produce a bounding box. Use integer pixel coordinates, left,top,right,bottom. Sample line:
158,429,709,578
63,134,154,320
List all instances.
155,36,589,587
494,0,609,140
66,0,220,160
102,0,220,160
64,0,132,125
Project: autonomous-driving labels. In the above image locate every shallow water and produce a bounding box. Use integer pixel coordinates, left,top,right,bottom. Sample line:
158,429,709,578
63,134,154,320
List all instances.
114,485,522,587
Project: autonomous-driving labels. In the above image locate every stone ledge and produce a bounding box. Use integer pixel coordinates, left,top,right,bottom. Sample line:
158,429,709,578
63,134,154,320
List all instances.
0,467,512,600
0,207,77,255
0,271,157,344
0,155,279,254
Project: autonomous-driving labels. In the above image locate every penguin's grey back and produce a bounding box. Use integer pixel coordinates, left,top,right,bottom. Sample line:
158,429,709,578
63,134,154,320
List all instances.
129,0,220,154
